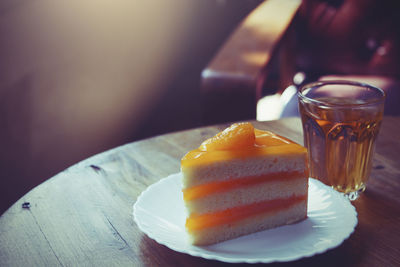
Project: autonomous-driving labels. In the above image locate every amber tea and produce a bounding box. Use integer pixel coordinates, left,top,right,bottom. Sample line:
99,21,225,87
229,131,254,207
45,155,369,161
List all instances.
298,81,385,200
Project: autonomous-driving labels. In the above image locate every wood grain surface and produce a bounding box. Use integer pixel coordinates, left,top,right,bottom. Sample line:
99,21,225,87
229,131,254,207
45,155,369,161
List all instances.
1,117,399,266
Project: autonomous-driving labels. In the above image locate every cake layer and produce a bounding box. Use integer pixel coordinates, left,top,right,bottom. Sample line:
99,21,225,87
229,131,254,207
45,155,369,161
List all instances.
181,123,308,245
186,195,306,231
182,151,307,188
188,200,307,245
183,170,306,201
184,176,308,215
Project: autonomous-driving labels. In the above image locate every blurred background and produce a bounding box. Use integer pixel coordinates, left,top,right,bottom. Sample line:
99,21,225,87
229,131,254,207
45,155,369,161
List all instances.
1,0,399,214
0,0,262,214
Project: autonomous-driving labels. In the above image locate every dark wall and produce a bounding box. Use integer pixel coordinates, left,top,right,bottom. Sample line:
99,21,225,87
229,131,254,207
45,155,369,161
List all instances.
0,0,262,214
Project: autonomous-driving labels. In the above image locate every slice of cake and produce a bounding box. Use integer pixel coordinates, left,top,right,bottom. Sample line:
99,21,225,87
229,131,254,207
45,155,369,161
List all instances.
181,122,308,245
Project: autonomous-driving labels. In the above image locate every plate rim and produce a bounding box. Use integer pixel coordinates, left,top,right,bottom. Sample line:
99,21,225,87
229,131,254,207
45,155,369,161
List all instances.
133,173,358,264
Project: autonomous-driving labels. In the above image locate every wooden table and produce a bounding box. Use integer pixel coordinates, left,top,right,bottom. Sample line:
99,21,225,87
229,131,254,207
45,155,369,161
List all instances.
1,117,399,266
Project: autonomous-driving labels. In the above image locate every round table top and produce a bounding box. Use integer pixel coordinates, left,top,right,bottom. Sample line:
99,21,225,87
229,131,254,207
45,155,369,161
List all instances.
1,117,400,266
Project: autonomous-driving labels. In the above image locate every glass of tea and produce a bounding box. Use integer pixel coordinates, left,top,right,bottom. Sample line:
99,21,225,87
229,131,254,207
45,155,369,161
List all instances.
298,80,385,200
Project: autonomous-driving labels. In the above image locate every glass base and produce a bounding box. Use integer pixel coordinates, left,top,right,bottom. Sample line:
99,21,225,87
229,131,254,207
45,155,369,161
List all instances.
343,186,366,201
312,177,367,201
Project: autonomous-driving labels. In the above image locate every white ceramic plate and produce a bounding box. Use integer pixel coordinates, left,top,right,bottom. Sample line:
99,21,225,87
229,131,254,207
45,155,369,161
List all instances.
133,173,357,264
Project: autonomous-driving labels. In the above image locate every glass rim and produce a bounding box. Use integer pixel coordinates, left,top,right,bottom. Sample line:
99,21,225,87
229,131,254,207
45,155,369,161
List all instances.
298,80,386,107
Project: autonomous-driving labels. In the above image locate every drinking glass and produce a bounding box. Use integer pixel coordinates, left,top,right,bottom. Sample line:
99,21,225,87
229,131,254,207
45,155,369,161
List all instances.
298,80,385,200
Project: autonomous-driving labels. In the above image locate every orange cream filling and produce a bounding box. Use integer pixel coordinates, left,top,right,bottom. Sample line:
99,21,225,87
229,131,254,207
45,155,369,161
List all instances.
186,195,307,231
183,170,306,201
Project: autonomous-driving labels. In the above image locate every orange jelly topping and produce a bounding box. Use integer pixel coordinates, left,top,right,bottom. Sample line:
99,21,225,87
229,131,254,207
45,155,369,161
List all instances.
181,123,306,168
186,195,307,231
199,122,256,151
198,123,293,152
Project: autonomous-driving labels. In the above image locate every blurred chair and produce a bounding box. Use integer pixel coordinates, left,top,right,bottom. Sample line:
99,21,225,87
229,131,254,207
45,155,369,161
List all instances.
201,0,400,124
